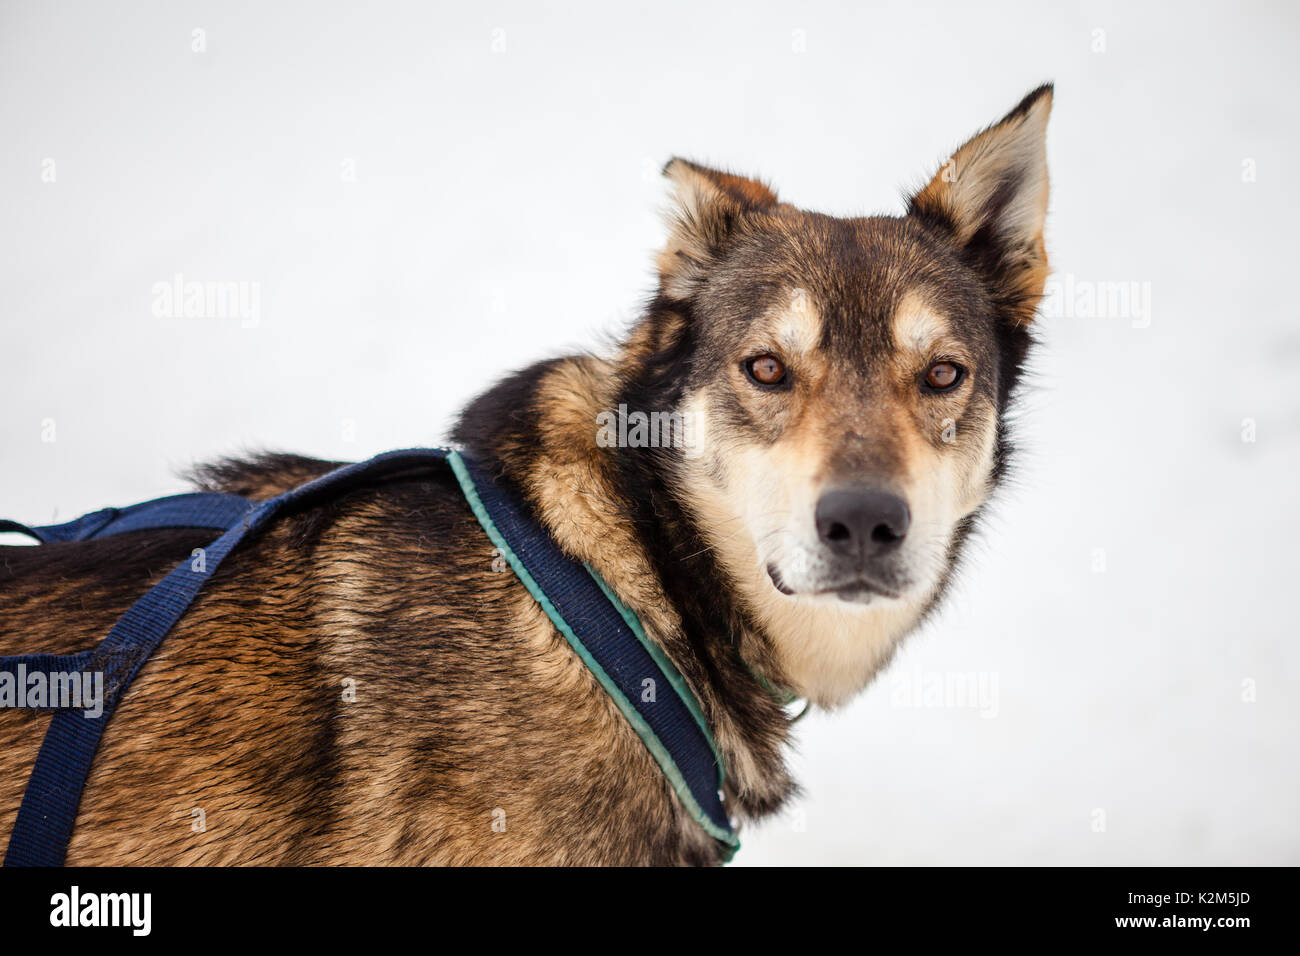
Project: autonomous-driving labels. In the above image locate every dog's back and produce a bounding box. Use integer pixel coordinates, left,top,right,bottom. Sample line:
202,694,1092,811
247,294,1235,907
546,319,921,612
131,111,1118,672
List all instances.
0,456,714,865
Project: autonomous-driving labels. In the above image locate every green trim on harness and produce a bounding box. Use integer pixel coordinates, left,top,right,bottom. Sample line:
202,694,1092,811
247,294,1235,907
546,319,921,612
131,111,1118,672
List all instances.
584,564,728,787
446,451,740,859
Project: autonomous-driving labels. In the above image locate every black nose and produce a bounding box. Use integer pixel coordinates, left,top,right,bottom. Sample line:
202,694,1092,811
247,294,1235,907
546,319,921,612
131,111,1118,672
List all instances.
815,488,911,557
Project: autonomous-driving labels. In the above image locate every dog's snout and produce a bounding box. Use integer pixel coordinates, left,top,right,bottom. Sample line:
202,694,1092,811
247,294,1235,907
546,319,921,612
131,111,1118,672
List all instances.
815,488,911,557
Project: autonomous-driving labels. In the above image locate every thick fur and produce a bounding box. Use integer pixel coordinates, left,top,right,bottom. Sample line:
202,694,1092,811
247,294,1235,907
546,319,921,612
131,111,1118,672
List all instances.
0,87,1053,865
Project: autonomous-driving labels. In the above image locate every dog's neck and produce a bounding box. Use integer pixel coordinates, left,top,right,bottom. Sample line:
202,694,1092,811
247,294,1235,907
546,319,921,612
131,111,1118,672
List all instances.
453,350,799,817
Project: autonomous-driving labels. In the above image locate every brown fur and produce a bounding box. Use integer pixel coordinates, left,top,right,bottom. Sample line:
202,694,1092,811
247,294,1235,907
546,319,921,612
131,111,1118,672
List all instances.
0,86,1053,865
0,469,720,864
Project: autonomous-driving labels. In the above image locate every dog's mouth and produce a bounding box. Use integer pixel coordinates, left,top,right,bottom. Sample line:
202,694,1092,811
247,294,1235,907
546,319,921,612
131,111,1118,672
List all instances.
766,564,902,604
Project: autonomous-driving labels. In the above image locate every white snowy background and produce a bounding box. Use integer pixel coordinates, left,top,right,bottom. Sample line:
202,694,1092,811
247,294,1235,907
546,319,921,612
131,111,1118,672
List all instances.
1,0,1295,864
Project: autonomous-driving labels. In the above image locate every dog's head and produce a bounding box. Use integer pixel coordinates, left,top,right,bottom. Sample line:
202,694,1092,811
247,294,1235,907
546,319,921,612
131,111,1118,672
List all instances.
647,87,1052,703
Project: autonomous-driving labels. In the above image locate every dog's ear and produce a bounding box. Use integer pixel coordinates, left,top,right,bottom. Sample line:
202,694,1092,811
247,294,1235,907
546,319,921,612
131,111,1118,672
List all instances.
908,85,1053,323
656,158,779,298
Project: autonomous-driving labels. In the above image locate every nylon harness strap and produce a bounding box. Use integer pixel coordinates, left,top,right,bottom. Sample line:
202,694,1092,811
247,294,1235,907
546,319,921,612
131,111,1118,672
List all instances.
0,448,737,864
0,493,255,544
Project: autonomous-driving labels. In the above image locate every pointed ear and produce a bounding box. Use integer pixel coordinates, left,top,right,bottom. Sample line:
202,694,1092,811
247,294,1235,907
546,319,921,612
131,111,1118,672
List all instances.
909,85,1053,322
656,158,779,298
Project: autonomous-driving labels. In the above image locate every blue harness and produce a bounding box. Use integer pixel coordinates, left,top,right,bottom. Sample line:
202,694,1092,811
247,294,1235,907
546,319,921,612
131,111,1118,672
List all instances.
0,448,738,865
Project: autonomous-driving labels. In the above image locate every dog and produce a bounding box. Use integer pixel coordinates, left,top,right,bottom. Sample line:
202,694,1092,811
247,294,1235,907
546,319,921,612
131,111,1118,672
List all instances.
0,85,1053,865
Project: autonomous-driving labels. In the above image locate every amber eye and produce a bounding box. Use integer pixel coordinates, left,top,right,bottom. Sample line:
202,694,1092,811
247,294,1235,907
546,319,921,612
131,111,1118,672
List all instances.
744,354,789,389
923,361,965,392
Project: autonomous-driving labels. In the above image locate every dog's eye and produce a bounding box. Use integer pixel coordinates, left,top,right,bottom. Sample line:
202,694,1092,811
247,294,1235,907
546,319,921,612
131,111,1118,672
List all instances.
923,361,965,392
744,354,790,389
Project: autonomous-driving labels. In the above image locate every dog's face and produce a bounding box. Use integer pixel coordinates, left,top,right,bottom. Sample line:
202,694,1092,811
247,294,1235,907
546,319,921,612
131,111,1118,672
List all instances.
655,88,1052,702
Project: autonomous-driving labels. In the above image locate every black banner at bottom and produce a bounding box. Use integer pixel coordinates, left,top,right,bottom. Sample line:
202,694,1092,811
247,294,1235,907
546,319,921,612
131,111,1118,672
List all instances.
0,865,1286,942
